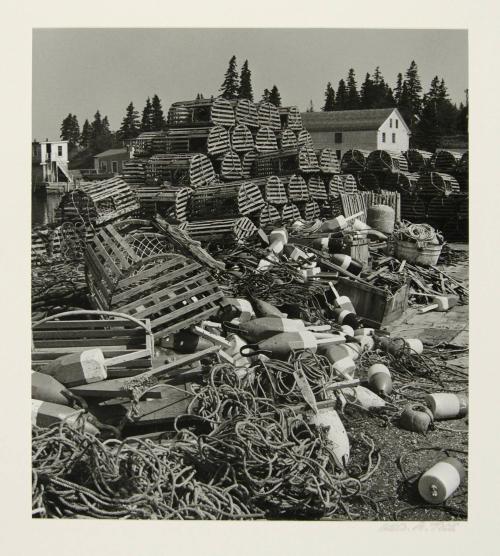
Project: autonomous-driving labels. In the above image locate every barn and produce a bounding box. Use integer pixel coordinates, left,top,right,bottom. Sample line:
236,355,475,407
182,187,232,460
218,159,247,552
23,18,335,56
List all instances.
301,108,410,160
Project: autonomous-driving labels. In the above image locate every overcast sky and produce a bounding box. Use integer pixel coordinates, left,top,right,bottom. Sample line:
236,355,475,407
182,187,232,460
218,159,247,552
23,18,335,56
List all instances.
32,28,467,141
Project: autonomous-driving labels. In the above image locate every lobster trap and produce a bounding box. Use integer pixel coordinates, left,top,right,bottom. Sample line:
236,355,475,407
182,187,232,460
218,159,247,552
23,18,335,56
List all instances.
165,126,231,157
167,97,236,128
231,124,255,153
146,153,215,189
279,106,303,131
317,148,340,174
232,99,259,128
252,149,300,178
257,101,281,130
366,150,409,174
179,217,258,244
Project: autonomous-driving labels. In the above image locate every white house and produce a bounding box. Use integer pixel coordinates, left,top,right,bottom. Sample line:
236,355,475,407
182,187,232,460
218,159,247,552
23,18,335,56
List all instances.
301,108,411,160
39,140,71,183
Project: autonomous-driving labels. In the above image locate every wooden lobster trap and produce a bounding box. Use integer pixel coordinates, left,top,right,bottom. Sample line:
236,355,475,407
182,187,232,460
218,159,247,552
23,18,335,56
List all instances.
285,174,310,202
122,159,147,187
279,106,303,131
85,220,223,340
297,130,314,150
257,101,281,130
179,217,258,244
405,149,433,173
232,99,259,128
167,97,236,128
433,150,462,174
298,200,321,221
298,146,320,173
189,181,265,220
165,126,231,157
255,127,279,153
32,311,154,378
417,172,460,197
240,150,257,178
134,185,192,222
366,150,409,174
281,203,302,222
328,174,358,199
231,124,255,153
146,154,215,190
252,149,299,178
384,172,420,194
57,178,140,227
341,149,370,174
317,148,340,174
279,129,298,150
307,175,328,201
257,203,281,227
212,150,243,180
357,171,381,192
260,176,288,205
128,132,168,157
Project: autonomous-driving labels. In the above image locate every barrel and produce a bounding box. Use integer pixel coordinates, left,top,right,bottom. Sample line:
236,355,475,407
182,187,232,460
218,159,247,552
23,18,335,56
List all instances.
367,204,395,234
395,240,443,267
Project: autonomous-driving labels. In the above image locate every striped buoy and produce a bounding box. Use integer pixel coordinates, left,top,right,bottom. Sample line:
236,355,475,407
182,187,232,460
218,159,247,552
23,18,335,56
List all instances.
31,400,99,435
367,363,392,395
425,393,468,420
160,331,213,353
322,345,356,377
333,308,361,329
250,298,287,318
41,349,107,388
418,457,465,504
331,254,363,276
32,371,74,406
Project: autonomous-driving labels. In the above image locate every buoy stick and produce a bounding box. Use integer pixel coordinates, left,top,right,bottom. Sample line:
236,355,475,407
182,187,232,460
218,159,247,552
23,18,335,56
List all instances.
191,325,232,349
345,211,364,222
419,303,439,314
328,281,340,300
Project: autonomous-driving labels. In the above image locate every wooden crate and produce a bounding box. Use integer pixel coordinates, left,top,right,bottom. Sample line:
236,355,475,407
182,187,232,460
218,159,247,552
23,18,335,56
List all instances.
167,97,235,128
179,217,258,244
146,153,215,190
298,146,320,173
231,124,255,153
279,106,303,131
335,277,409,328
252,149,299,177
32,313,154,378
85,221,223,339
57,178,140,227
281,203,302,222
257,101,281,130
317,148,340,174
189,181,264,220
233,99,259,128
279,128,298,150
341,149,370,174
307,175,328,201
255,127,278,153
212,150,243,180
366,150,409,173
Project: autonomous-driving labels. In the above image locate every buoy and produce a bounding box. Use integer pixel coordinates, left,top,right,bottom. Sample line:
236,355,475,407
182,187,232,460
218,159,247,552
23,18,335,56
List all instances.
346,385,386,409
283,244,314,264
425,393,468,420
367,363,393,395
355,335,375,351
340,325,355,337
399,403,433,433
376,336,424,356
31,400,99,435
311,236,344,254
344,342,362,361
331,254,363,276
322,346,356,378
32,370,77,406
351,218,388,241
318,211,363,233
41,349,107,388
308,408,350,468
268,228,288,254
327,283,356,313
240,330,341,360
418,457,465,504
160,330,213,353
354,327,374,337
219,297,255,322
333,308,361,329
251,298,287,318
224,334,252,368
224,317,307,342
367,204,395,234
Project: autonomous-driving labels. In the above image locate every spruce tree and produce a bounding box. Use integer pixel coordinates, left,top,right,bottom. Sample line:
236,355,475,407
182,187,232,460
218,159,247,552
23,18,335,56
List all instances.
402,60,423,129
220,55,239,100
119,102,140,140
151,94,166,131
238,60,253,101
360,74,375,109
345,69,360,110
262,89,271,102
80,119,91,149
60,113,80,149
70,115,80,147
269,85,281,107
323,82,335,111
335,79,348,110
394,73,404,106
141,97,153,132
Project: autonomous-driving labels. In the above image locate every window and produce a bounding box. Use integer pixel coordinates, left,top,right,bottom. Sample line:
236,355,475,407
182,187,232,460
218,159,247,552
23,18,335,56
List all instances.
334,132,342,144
99,161,108,172
392,133,396,143
389,119,393,128
395,120,399,129
336,150,341,161
382,132,386,143
112,161,118,173
57,145,63,157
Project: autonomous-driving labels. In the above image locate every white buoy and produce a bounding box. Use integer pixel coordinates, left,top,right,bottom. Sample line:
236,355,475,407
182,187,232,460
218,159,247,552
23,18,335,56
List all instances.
425,393,468,420
418,457,465,504
309,408,350,468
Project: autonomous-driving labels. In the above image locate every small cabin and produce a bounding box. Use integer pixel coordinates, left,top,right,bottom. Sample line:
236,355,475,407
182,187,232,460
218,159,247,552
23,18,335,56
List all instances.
93,148,131,174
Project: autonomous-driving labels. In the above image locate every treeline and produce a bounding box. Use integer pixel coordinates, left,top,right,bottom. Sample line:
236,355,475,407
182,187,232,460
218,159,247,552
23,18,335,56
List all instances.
318,61,468,150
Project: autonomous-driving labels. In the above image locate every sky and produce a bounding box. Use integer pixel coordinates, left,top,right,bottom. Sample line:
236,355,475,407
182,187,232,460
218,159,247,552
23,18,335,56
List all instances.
32,28,468,141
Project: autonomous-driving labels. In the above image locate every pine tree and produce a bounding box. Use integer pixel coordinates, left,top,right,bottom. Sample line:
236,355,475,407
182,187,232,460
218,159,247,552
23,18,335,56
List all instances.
119,102,140,141
60,113,80,149
323,82,335,111
335,79,348,110
383,84,396,108
89,110,103,151
220,55,239,100
262,89,271,102
269,85,281,107
71,115,80,147
151,94,166,131
401,60,423,129
360,74,375,108
80,119,91,149
141,97,153,132
238,60,253,101
345,69,360,110
394,73,404,106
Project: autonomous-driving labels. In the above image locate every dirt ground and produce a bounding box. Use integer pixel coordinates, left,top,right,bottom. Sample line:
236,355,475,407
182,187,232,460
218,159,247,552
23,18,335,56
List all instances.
336,243,469,521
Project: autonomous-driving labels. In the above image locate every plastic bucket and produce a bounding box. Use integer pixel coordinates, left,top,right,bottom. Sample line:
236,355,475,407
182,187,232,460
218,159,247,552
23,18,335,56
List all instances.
395,239,442,266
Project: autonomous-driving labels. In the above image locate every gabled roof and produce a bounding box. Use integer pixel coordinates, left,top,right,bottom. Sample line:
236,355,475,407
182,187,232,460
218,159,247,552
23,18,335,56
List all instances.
94,148,128,158
301,108,408,132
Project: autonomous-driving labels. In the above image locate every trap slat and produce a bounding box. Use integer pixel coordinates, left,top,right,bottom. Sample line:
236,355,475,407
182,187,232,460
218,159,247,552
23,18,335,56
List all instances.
263,176,288,205
146,153,215,190
297,130,314,150
341,149,370,173
252,149,300,178
417,172,460,197
258,203,281,227
240,150,257,179
328,174,358,199
366,150,409,174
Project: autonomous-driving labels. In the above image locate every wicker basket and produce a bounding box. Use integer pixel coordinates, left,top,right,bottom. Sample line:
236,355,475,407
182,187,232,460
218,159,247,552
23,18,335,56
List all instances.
395,239,443,266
